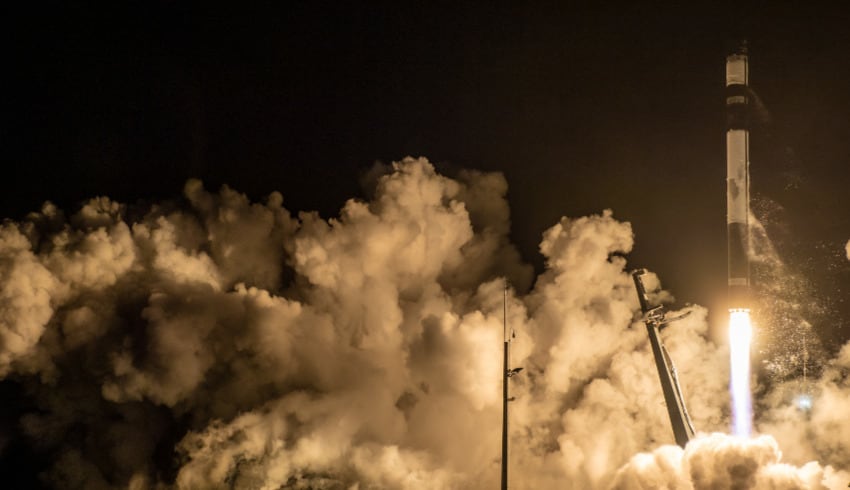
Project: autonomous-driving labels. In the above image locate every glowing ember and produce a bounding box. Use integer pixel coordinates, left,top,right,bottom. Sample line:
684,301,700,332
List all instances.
729,308,753,437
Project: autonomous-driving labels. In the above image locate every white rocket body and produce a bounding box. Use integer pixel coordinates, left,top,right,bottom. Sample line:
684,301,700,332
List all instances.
726,46,750,309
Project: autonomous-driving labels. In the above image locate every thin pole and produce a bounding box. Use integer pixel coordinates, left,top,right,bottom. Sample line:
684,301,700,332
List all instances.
501,279,509,490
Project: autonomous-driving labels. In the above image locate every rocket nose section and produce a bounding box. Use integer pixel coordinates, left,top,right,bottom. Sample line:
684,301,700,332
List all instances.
726,55,748,86
725,39,748,57
726,40,749,87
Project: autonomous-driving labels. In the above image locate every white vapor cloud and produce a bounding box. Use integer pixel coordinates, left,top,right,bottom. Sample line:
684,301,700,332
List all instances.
0,157,848,489
612,433,847,490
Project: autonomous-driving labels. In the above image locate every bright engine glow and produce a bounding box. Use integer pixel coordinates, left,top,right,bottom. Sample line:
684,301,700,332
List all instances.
729,308,753,437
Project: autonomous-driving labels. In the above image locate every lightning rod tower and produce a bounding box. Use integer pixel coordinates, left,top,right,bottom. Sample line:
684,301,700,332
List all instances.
501,279,522,489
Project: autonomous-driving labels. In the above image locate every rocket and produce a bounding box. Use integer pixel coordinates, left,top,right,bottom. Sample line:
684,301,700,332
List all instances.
726,42,750,309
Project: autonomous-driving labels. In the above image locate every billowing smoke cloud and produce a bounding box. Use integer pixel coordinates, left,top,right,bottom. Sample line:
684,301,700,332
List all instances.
1,157,848,488
612,433,847,489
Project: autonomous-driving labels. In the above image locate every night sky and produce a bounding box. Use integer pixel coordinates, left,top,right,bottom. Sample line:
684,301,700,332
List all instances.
5,3,850,488
7,5,850,338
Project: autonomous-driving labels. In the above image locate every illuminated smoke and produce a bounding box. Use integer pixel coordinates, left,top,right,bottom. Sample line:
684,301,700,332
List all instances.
611,432,849,489
845,239,850,260
0,157,848,489
729,309,753,438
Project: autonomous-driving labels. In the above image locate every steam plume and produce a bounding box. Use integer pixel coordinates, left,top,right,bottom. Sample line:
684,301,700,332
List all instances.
0,157,848,488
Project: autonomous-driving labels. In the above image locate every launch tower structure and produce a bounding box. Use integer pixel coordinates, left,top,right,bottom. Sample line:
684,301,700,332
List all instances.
632,269,696,448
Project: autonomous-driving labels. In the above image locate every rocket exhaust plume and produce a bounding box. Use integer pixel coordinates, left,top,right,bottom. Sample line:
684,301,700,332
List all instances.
729,308,753,437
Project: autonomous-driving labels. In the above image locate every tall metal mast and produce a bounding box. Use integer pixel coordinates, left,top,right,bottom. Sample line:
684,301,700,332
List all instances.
632,269,695,447
501,280,522,490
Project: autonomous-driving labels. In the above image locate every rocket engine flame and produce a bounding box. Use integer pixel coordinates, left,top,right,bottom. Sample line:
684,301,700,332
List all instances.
729,308,753,438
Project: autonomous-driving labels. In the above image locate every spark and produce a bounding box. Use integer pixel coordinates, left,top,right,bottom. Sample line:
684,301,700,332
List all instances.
729,308,753,437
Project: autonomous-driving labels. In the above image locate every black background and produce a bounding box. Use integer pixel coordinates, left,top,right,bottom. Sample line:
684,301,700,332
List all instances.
5,3,850,347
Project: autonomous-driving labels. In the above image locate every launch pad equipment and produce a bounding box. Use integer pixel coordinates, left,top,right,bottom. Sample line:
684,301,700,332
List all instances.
632,269,696,448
